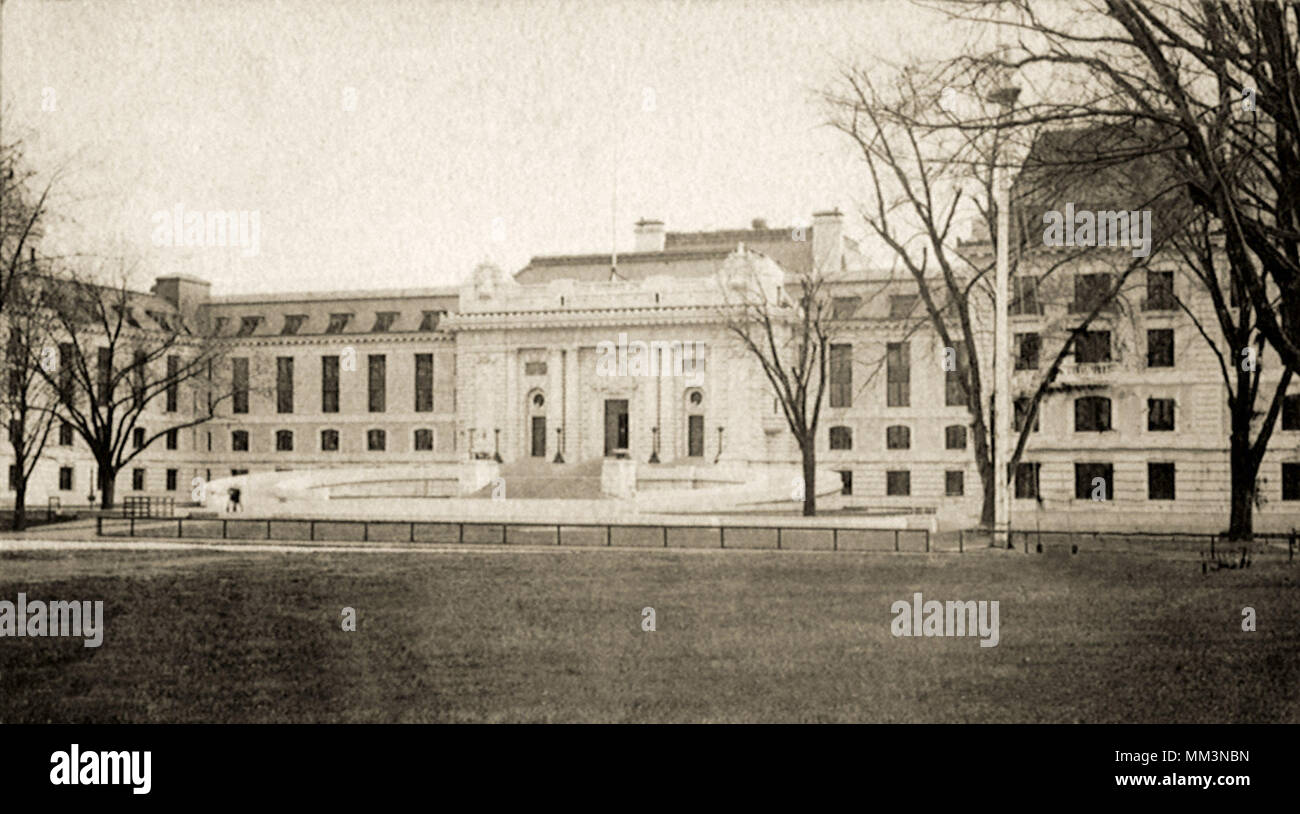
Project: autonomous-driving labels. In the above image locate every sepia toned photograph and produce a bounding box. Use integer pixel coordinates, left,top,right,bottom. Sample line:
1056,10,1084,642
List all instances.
0,0,1296,771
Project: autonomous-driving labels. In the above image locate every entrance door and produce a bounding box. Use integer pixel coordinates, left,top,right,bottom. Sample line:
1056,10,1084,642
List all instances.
687,415,704,457
604,399,629,456
531,416,546,457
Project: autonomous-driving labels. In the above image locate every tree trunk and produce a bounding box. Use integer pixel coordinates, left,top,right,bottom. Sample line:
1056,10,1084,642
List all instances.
801,442,817,516
970,408,995,530
12,480,27,532
99,467,116,510
1227,422,1257,542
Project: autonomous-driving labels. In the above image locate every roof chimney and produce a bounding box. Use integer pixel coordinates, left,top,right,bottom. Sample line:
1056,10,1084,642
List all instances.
812,209,844,275
634,219,665,252
751,218,768,230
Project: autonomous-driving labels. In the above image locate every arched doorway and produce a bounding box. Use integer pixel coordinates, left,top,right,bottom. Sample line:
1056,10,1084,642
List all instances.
528,390,547,458
685,388,705,458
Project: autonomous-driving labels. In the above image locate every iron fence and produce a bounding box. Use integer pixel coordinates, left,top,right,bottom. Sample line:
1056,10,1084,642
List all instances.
95,515,940,553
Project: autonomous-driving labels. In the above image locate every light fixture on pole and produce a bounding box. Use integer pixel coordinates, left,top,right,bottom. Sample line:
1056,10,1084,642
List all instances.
989,84,1020,548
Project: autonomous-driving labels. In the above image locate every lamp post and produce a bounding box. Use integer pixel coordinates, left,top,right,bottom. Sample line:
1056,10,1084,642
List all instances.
988,84,1020,548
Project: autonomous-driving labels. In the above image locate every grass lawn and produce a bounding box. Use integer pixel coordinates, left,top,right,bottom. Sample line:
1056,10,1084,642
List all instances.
1,545,1297,722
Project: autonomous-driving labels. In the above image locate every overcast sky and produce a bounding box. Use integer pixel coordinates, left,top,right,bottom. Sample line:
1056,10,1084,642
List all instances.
4,0,965,296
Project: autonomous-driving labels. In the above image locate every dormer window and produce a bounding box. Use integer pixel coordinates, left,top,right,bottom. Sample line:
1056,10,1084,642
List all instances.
419,310,444,331
237,316,263,337
146,310,173,331
214,317,229,334
281,314,308,335
326,313,352,334
372,312,399,332
832,297,860,319
114,306,142,329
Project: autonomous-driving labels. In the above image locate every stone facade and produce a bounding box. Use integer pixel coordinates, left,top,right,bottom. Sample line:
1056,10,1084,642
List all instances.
4,210,1300,530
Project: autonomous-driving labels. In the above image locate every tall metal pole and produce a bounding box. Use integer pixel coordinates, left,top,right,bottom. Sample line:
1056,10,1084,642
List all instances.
994,157,1011,546
989,86,1019,547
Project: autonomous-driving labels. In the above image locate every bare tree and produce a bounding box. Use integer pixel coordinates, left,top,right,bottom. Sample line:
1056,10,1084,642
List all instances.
946,0,1300,373
0,266,60,530
826,64,1172,528
33,265,244,508
1169,212,1292,539
719,248,839,515
936,0,1300,538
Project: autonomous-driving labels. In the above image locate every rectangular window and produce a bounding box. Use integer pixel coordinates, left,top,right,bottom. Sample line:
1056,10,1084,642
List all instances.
368,354,386,413
321,429,339,452
829,344,852,408
945,425,967,450
131,350,148,400
1015,462,1040,499
97,347,112,402
945,470,964,497
885,425,910,450
1014,397,1040,433
367,429,386,451
166,428,178,450
1014,333,1040,370
232,357,249,414
414,429,434,451
1284,394,1300,431
886,342,909,407
7,464,16,490
276,430,294,451
1075,462,1114,500
166,355,180,412
1076,331,1111,364
1147,329,1174,368
945,341,968,407
59,420,74,447
1145,271,1175,310
1075,396,1112,432
321,356,340,413
132,468,145,491
276,357,294,413
133,427,145,449
58,343,74,402
1010,276,1041,315
524,361,547,376
232,430,249,452
1148,462,1175,500
1148,398,1175,431
166,469,178,491
889,295,918,319
886,470,911,497
839,470,853,496
58,467,73,491
415,353,434,412
828,426,853,450
1283,463,1300,501
1071,273,1115,313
